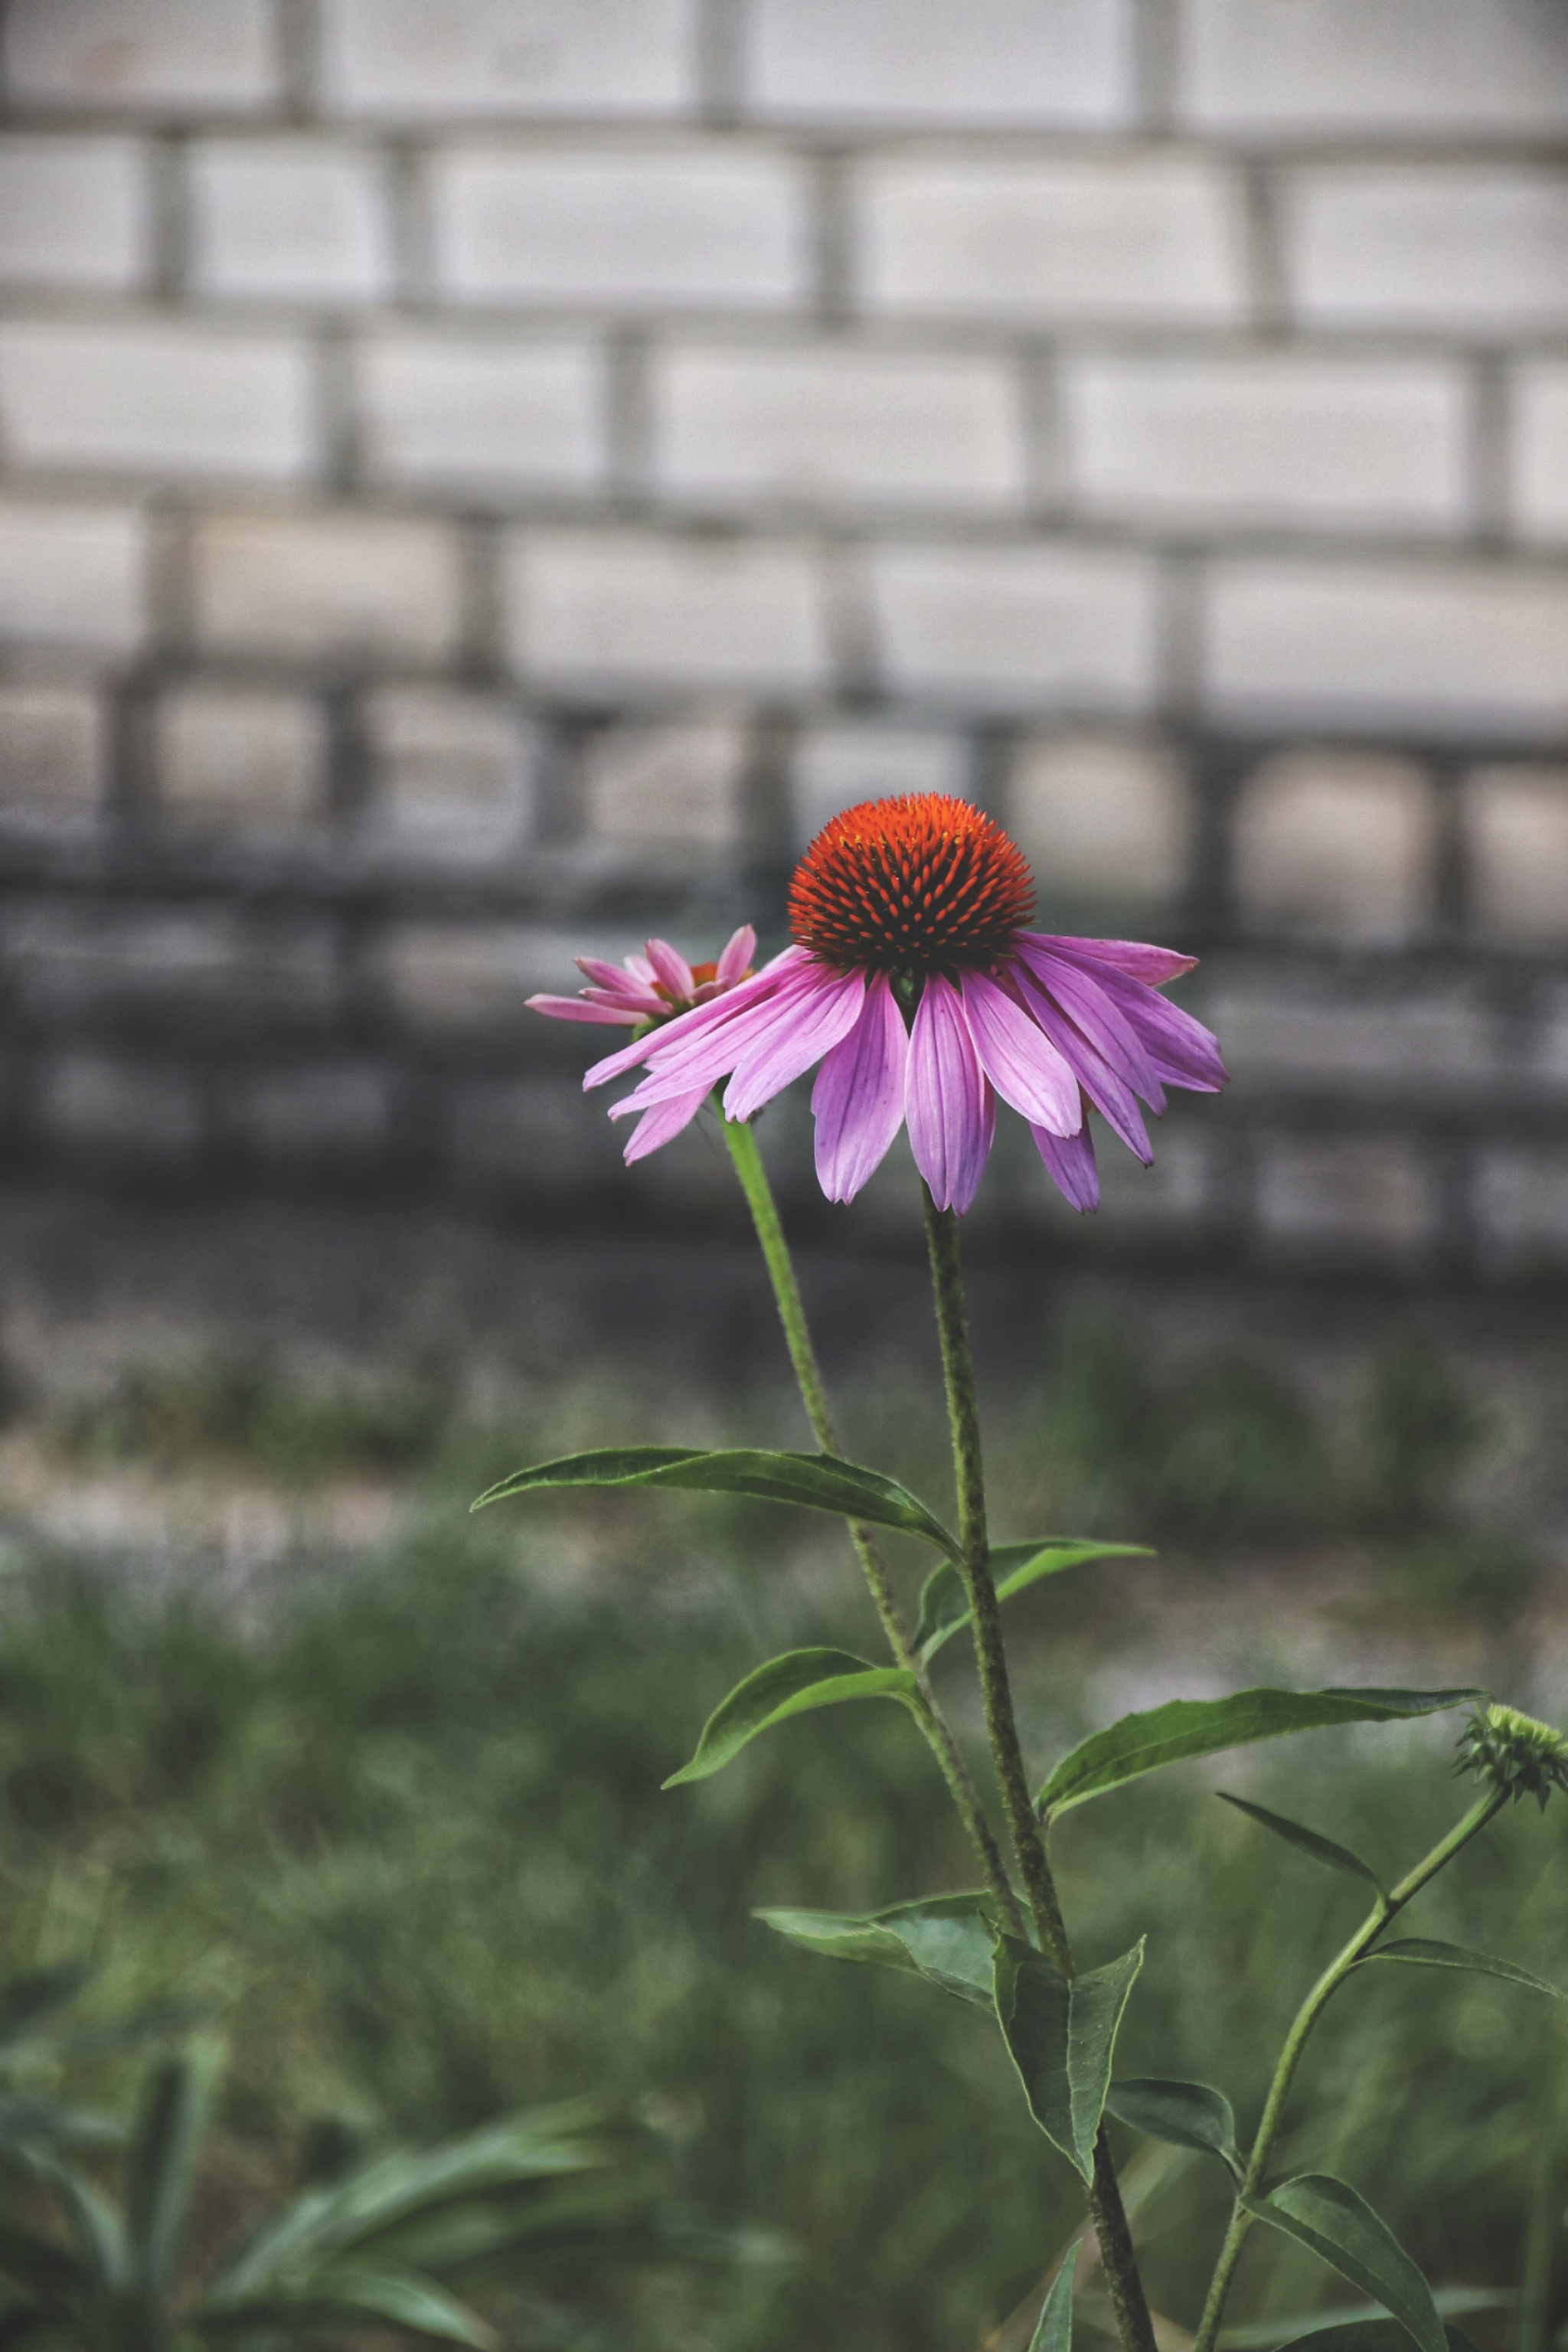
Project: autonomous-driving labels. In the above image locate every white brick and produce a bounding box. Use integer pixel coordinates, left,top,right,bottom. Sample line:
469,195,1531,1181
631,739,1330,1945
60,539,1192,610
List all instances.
1475,1146,1568,1269
189,143,394,305
1256,1134,1437,1259
157,685,327,831
1206,562,1568,738
506,531,829,694
580,711,750,852
1214,982,1491,1094
430,148,809,310
364,686,534,854
37,1054,201,1165
1008,735,1190,905
1063,357,1469,535
869,543,1158,713
1286,169,1568,332
385,921,600,1029
1233,753,1433,942
359,334,606,491
650,345,1025,512
1464,766,1568,947
0,322,315,483
0,503,145,652
5,0,278,111
0,137,150,289
1511,366,1568,544
743,0,1134,128
319,0,698,119
857,156,1247,323
791,721,969,850
451,1076,627,1195
0,685,105,815
193,511,464,664
1178,0,1568,136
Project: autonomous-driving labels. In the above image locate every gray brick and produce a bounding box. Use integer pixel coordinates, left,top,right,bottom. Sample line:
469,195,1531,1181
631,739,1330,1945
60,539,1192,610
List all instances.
579,710,750,854
430,147,809,310
192,511,464,664
1475,1145,1568,1269
237,1062,393,1168
743,0,1135,128
157,684,327,833
36,1053,202,1168
869,542,1159,713
318,0,699,120
5,0,280,112
1511,365,1568,544
1008,734,1190,908
0,136,151,289
856,155,1247,322
384,920,612,1031
1286,168,1568,332
506,530,829,694
1464,765,1568,947
1205,561,1568,738
1232,753,1434,941
0,322,315,484
363,685,534,856
0,685,106,819
649,344,1025,512
188,142,394,305
359,333,607,491
9,904,338,1030
1178,0,1568,136
1255,1134,1437,1260
450,1073,628,1194
790,720,969,851
0,502,147,654
1213,980,1493,1096
1063,356,1469,535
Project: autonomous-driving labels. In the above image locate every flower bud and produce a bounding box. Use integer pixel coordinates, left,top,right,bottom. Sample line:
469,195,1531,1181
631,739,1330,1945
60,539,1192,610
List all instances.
1455,1704,1568,1811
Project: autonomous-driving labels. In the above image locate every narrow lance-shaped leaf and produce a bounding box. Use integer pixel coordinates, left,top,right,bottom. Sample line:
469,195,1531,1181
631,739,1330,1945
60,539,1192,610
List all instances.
1356,1939,1566,1999
1103,2078,1243,2180
1243,2173,1445,2352
1261,2324,1484,2352
755,1893,1000,2011
664,1650,921,1788
1038,1687,1484,1820
913,1541,1153,1664
1218,1795,1384,1891
125,2040,221,2301
201,2262,497,2348
993,1939,1144,2184
472,1446,959,1560
1228,2311,1494,2352
1030,2240,1081,2352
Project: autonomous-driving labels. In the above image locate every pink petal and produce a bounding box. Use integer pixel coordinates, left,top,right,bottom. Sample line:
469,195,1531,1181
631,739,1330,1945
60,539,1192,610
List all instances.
1119,988,1228,1093
723,965,866,1122
1004,972,1153,1158
810,973,909,1202
717,925,757,985
645,937,696,1001
615,956,825,1109
527,993,643,1026
1032,1113,1100,1213
620,1085,711,1164
1046,937,1199,987
906,975,995,1215
959,969,1080,1136
577,956,643,991
583,949,806,1091
1012,937,1162,1103
624,954,657,985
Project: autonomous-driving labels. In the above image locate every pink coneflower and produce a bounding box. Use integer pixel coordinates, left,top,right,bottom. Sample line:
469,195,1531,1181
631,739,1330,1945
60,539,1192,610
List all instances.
547,796,1226,1214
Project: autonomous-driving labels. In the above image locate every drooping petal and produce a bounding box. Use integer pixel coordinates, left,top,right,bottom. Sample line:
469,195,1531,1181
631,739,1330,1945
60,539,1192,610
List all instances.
959,969,1080,1136
810,973,909,1202
615,957,834,1112
583,949,808,1090
1032,1111,1100,1213
906,974,994,1214
1004,970,1153,1158
645,937,697,1001
575,956,649,994
525,992,645,1026
1117,985,1229,1093
717,925,757,985
1047,937,1199,986
619,1085,712,1164
724,965,866,1122
1012,936,1163,1104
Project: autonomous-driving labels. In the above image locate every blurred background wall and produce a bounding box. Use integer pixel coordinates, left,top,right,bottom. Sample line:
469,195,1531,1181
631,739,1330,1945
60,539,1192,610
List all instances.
2,0,1567,1283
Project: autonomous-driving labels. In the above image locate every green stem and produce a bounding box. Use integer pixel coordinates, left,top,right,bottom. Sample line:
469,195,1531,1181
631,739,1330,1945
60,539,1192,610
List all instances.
721,1116,1022,1933
1191,1790,1507,2352
921,1189,1157,2352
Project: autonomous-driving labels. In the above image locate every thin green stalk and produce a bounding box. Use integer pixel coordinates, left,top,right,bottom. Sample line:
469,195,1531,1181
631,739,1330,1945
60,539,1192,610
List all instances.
721,1116,1023,1933
921,1189,1157,2352
1191,1790,1507,2352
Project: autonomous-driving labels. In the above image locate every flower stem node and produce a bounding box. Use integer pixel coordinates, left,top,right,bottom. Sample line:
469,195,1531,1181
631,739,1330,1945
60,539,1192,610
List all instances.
1456,1704,1568,1810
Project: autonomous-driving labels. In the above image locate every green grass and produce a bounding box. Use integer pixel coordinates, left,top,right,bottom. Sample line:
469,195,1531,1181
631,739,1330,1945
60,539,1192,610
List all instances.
5,1338,1564,2349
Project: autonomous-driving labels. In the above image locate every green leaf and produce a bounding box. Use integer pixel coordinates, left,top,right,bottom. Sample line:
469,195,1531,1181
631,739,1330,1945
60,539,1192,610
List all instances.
1103,2077,1242,2179
755,1893,999,2011
663,1650,920,1787
202,2263,497,2347
1357,1939,1566,1998
0,1969,90,2056
125,2040,221,2300
1225,2308,1494,2352
1263,2324,1482,2352
1218,1795,1384,1890
1244,2174,1445,2352
992,1938,1144,2183
472,1446,959,1559
1029,2240,1080,2352
1038,1687,1483,1819
913,1541,1152,1663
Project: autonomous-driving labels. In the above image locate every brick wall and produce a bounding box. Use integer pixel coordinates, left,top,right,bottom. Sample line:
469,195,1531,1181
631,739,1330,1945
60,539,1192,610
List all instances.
2,0,1567,1279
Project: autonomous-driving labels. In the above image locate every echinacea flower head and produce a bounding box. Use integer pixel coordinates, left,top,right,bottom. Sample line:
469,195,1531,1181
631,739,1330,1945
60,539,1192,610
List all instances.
547,794,1227,1214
